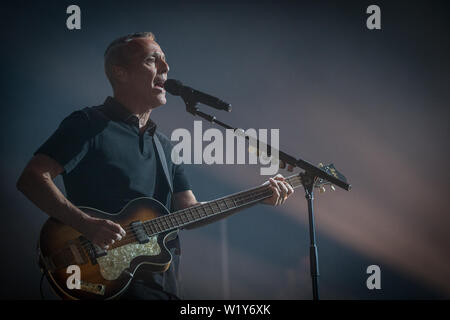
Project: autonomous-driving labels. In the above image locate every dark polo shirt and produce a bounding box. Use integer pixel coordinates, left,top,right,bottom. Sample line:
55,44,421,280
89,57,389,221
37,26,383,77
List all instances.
35,96,191,298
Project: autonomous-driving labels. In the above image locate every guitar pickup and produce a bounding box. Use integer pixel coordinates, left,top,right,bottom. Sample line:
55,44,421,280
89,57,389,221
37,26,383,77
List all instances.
130,221,150,244
79,236,107,265
92,245,108,258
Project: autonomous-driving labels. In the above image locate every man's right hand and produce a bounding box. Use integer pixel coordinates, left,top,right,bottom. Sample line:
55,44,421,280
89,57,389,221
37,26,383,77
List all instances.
16,154,127,250
82,216,126,249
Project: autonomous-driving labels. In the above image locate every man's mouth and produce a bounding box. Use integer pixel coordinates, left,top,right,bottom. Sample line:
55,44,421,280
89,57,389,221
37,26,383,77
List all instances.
154,79,166,90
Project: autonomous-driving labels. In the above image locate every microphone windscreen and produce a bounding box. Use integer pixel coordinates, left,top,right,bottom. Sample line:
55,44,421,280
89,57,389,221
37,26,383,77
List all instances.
164,79,183,95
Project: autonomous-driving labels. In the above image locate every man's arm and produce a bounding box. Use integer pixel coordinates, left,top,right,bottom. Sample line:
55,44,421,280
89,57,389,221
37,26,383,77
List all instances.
173,174,294,230
17,154,125,249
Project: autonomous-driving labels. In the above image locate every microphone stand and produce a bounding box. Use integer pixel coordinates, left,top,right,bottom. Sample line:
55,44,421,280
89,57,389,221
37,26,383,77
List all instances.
181,97,351,300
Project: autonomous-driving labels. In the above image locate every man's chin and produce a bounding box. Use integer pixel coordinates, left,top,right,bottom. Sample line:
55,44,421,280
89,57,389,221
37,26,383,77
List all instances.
149,97,166,109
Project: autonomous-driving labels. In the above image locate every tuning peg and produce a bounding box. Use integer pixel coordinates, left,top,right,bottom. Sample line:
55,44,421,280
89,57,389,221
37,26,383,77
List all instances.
330,185,336,191
319,186,326,193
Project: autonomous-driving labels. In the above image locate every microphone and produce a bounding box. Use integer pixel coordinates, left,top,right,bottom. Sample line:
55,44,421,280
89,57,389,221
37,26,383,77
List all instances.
164,79,232,112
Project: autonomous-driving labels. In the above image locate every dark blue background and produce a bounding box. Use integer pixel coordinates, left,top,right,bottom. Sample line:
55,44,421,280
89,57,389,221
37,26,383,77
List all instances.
1,0,449,299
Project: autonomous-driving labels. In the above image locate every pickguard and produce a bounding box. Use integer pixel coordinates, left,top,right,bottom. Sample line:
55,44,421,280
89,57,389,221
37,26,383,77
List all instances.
97,235,160,280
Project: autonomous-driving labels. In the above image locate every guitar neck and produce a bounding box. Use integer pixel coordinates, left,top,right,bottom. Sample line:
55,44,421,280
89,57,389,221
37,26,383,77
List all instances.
142,174,304,235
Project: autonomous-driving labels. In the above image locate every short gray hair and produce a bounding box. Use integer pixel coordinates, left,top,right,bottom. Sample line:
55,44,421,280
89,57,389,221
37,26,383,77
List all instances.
104,32,156,87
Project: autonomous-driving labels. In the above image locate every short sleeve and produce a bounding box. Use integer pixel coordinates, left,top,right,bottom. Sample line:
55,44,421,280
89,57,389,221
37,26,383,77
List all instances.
34,110,91,174
172,163,191,193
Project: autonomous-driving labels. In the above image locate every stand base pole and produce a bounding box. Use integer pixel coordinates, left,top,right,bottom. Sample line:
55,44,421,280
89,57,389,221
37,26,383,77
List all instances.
302,172,320,300
310,244,319,300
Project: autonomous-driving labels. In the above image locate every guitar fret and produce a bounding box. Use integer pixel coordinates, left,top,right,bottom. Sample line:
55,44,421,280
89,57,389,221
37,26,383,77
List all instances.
152,221,160,233
143,223,152,235
167,216,175,228
159,220,165,231
166,216,173,227
235,193,244,206
196,207,202,218
164,216,172,229
251,191,260,202
198,207,204,218
192,208,199,220
199,206,206,217
189,208,196,220
184,211,191,223
187,208,195,221
207,202,214,215
238,195,245,206
158,219,165,231
171,215,179,227
167,216,174,228
218,200,226,211
149,223,155,234
212,201,220,213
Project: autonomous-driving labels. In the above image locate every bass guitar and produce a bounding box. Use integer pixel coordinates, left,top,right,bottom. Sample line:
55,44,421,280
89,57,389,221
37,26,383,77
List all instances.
38,163,346,299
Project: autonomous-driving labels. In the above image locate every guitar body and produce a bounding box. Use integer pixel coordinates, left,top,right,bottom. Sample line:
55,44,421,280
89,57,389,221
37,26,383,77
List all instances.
38,197,177,300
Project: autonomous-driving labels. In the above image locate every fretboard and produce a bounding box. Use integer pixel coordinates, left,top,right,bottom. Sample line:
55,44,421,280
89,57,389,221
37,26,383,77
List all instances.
142,174,303,235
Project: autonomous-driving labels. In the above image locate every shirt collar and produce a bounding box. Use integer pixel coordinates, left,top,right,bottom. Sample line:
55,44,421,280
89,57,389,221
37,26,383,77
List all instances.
103,96,157,136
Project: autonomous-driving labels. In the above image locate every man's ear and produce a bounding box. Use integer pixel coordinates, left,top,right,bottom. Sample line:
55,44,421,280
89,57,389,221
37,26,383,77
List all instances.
112,65,128,83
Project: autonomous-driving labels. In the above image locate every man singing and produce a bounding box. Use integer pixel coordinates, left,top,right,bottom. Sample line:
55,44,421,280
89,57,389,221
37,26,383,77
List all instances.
16,32,294,300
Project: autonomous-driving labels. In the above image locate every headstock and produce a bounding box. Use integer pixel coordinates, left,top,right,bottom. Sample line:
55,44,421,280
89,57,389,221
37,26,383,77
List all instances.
281,161,347,193
248,145,347,193
315,163,347,193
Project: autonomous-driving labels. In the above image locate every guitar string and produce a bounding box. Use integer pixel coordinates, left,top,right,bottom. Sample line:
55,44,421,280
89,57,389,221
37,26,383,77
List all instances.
76,176,303,253
85,175,301,237
76,185,276,252
76,189,274,255
76,176,303,254
122,175,302,236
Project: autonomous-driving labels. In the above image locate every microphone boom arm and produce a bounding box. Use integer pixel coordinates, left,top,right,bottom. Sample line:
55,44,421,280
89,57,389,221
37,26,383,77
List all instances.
182,97,350,191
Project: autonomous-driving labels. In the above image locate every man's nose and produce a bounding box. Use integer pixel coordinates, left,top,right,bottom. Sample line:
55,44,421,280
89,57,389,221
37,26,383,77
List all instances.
158,59,169,74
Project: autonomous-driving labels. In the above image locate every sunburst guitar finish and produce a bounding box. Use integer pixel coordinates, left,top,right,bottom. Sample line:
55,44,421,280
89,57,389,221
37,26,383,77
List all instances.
38,198,177,300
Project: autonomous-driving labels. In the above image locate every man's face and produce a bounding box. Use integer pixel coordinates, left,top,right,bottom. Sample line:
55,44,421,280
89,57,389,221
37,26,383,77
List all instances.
122,38,170,108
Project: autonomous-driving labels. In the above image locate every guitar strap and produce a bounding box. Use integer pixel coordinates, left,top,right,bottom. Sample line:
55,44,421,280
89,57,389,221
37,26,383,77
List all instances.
152,133,174,194
152,133,181,255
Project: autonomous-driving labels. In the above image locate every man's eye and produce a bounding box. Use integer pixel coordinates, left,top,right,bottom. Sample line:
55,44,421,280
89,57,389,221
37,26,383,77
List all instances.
146,58,156,63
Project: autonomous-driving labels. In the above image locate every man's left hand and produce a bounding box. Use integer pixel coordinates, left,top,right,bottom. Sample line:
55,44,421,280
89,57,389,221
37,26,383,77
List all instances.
262,174,294,206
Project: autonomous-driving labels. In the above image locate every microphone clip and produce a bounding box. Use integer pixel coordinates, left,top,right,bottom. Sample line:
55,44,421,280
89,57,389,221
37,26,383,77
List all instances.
182,95,199,116
182,96,217,122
